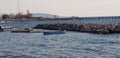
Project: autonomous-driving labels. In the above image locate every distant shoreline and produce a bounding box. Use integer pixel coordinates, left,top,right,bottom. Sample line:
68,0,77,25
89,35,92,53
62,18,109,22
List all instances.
0,18,74,21
0,19,38,21
1,15,120,22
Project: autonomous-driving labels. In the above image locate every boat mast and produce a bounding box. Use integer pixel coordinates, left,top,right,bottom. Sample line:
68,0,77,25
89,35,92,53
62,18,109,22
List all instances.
18,0,20,13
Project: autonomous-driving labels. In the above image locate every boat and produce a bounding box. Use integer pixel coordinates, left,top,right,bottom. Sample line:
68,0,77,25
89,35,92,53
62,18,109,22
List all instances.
11,28,33,33
2,26,14,29
1,26,14,32
11,28,43,33
11,29,32,33
0,21,5,23
43,30,66,35
11,30,32,33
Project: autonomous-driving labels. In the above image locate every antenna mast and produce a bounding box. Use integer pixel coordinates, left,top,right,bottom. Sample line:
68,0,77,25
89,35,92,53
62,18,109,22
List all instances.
18,0,20,13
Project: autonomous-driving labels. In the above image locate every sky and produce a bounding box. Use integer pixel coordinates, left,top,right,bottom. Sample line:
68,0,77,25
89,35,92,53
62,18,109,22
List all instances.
0,0,120,17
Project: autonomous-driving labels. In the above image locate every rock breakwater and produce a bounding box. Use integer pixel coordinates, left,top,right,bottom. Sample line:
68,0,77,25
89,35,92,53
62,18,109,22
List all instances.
34,23,120,34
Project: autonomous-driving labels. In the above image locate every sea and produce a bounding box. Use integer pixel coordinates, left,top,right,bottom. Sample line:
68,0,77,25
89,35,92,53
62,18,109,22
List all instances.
0,19,120,58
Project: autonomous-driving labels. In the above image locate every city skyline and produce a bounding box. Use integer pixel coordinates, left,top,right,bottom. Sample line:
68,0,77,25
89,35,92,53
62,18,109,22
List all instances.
0,0,120,17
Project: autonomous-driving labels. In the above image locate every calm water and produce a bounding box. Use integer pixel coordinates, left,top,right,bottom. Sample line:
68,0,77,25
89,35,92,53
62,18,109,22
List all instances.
0,19,120,58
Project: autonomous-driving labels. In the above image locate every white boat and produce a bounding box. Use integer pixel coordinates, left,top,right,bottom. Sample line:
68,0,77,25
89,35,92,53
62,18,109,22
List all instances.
30,29,44,33
2,26,14,29
0,21,5,23
2,26,15,31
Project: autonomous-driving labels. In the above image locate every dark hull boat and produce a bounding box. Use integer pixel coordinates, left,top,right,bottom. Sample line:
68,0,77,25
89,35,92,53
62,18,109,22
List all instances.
43,30,66,35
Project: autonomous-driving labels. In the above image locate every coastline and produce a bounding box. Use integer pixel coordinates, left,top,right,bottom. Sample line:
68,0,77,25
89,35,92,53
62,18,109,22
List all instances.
0,19,39,21
1,19,120,34
0,18,72,21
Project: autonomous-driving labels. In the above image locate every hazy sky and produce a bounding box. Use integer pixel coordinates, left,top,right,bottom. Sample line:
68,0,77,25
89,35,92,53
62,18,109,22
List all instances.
0,0,120,16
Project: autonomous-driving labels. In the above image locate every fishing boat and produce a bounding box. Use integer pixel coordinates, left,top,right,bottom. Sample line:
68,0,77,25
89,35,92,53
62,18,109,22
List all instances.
43,30,66,35
11,28,44,33
11,28,33,33
11,30,32,33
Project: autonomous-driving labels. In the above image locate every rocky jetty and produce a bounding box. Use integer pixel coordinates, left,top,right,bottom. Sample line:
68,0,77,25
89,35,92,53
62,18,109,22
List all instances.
34,23,120,34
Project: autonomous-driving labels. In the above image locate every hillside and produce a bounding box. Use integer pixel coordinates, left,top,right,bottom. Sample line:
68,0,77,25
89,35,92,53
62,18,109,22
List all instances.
32,13,59,18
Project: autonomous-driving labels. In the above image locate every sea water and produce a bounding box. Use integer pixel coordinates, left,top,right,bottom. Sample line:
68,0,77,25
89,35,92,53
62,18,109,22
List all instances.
0,19,120,58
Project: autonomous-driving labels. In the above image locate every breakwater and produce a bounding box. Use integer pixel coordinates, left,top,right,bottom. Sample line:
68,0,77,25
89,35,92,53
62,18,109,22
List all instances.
34,23,120,34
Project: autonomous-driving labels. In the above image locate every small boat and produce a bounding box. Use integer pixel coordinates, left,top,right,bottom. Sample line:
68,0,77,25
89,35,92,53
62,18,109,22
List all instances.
0,21,5,23
2,26,14,29
43,30,66,35
11,29,32,33
11,28,33,33
11,28,43,33
1,26,14,32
